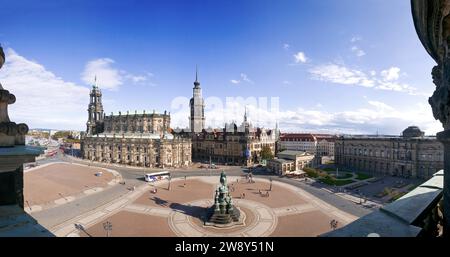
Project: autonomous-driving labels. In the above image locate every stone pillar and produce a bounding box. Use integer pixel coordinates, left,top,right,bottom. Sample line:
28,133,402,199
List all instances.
412,0,450,235
437,131,450,233
0,45,42,208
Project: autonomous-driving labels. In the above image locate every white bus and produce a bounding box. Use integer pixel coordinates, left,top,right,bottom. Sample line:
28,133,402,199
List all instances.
144,171,171,182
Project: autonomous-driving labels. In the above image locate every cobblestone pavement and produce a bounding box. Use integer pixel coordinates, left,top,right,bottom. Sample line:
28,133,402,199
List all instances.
30,153,372,232
24,162,122,213
51,177,357,237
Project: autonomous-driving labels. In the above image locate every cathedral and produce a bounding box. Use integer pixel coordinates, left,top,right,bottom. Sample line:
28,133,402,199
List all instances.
81,79,192,168
81,70,278,168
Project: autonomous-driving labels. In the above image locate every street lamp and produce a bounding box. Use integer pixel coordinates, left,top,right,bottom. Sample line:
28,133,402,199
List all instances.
209,155,212,176
103,221,112,237
168,176,172,191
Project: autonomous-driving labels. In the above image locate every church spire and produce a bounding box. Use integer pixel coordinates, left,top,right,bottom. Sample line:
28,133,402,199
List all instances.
93,75,98,89
194,66,200,88
244,106,248,122
195,65,198,82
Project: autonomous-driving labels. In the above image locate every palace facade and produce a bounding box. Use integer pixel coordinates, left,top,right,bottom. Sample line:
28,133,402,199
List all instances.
81,81,192,168
174,70,278,166
279,133,336,156
334,126,443,179
81,70,278,168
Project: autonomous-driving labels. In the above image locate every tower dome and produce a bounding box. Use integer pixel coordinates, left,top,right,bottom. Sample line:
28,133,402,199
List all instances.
402,126,424,138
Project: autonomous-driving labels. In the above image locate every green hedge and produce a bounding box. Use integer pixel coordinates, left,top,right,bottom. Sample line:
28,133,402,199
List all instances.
334,172,353,179
319,176,354,186
407,184,418,191
355,173,372,180
389,192,407,202
303,167,318,178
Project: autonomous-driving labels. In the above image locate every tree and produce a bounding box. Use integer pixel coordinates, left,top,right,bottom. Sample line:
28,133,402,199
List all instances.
261,146,274,160
51,131,71,140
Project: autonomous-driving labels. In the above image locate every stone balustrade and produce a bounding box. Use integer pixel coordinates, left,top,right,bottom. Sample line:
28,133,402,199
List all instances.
322,170,444,237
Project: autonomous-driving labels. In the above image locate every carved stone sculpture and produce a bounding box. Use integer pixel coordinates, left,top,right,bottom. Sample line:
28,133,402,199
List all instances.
0,44,42,208
412,0,450,235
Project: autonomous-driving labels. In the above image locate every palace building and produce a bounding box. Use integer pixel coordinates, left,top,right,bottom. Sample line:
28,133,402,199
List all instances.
81,79,192,168
81,70,278,168
334,126,443,179
174,70,278,166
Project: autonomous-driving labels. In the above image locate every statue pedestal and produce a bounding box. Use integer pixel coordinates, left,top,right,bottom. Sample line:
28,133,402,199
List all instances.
204,206,245,228
0,146,43,208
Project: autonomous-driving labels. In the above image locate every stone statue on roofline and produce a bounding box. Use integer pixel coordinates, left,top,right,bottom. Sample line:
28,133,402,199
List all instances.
0,44,30,147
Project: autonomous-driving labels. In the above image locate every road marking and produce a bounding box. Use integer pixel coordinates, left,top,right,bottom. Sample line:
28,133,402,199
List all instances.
78,211,107,225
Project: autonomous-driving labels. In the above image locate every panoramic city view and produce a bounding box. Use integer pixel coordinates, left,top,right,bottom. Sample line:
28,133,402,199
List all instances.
0,0,449,251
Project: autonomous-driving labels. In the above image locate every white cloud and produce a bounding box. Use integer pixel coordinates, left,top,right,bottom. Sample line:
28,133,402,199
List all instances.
282,80,291,85
380,67,400,81
170,96,441,135
283,43,290,50
81,58,155,90
309,64,419,95
259,100,439,135
128,75,147,83
240,73,253,84
81,58,122,90
0,48,89,130
350,36,362,43
351,46,366,57
309,64,374,87
293,52,307,63
368,100,394,111
230,73,254,85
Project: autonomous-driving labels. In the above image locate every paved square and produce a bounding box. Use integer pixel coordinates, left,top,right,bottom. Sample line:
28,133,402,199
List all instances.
71,176,357,237
24,163,116,208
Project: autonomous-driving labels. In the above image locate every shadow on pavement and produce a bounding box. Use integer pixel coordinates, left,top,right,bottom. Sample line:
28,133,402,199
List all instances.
150,196,169,207
169,202,206,220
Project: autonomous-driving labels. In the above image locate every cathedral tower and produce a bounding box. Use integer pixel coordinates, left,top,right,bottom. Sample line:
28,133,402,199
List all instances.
86,77,104,135
189,67,205,133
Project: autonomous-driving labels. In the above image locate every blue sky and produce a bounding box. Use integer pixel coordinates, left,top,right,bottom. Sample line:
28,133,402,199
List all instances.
0,0,442,134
